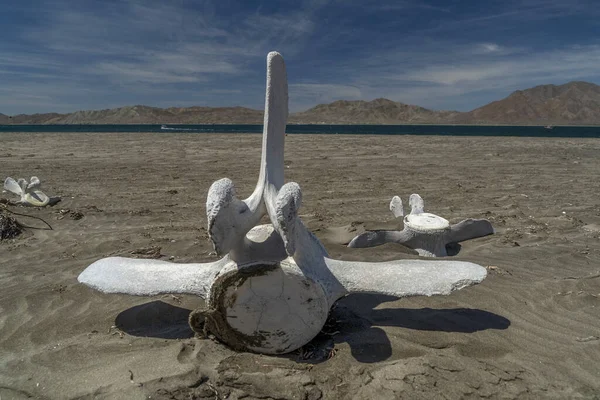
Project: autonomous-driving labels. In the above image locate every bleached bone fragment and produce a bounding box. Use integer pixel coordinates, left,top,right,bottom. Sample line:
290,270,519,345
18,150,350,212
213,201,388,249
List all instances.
3,176,58,206
409,193,424,215
79,52,488,355
349,194,494,257
389,195,404,218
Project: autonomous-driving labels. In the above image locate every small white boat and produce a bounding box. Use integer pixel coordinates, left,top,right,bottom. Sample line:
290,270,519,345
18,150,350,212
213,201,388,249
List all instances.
544,125,554,130
160,124,193,132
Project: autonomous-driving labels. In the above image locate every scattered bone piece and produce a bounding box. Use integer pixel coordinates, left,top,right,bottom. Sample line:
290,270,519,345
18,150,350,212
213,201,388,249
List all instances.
349,194,494,257
4,176,60,206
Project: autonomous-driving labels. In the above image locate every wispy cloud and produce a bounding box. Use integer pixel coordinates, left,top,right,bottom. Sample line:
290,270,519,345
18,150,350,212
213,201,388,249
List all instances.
376,1,451,13
286,41,600,111
0,0,325,113
393,45,600,86
1,0,599,115
356,44,600,110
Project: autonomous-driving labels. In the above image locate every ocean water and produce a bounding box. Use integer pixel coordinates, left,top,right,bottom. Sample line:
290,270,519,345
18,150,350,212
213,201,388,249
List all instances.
0,124,599,137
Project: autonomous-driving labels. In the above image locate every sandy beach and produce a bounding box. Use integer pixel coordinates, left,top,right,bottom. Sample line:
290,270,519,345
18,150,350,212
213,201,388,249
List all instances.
1,132,600,399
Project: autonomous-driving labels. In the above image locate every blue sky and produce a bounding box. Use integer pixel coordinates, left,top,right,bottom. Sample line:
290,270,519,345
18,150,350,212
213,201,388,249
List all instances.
1,0,599,115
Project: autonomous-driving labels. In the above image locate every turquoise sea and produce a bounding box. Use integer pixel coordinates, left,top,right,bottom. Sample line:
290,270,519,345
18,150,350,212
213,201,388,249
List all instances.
1,124,599,137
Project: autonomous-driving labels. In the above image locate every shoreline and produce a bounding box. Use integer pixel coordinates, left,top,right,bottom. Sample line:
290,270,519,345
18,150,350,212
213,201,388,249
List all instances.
2,122,600,127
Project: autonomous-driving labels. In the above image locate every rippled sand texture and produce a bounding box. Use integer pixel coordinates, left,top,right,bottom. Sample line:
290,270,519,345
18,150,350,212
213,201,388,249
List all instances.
1,132,599,399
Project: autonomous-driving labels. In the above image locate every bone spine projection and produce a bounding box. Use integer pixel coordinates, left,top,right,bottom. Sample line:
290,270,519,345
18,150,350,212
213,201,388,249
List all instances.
78,52,488,355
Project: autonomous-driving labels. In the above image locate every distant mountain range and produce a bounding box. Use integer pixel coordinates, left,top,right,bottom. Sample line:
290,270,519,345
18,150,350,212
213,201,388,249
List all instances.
2,81,600,125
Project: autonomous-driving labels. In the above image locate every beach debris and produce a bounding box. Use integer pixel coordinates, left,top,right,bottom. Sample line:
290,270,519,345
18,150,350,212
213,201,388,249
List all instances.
108,325,125,338
0,198,17,206
128,208,151,216
0,204,54,233
56,209,84,220
348,194,494,257
78,52,488,355
130,246,163,259
3,176,60,207
0,210,23,240
575,336,599,343
486,265,512,276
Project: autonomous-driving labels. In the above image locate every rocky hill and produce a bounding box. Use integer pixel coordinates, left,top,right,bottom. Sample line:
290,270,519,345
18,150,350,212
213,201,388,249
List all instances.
3,112,64,124
2,81,600,125
458,81,600,125
59,105,264,124
0,105,264,125
288,98,460,124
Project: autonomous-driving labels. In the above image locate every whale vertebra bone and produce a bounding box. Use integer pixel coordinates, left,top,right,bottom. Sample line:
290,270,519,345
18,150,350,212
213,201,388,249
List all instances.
348,193,494,257
78,52,488,354
3,176,57,207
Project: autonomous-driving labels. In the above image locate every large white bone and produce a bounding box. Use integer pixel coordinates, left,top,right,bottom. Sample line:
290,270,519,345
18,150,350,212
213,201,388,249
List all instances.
78,52,488,355
206,52,287,257
348,194,494,257
389,195,404,218
3,176,55,207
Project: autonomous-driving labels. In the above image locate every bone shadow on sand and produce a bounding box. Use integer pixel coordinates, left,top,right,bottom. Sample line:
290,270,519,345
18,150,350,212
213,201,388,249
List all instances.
116,296,510,363
298,293,511,364
340,293,510,333
115,300,195,340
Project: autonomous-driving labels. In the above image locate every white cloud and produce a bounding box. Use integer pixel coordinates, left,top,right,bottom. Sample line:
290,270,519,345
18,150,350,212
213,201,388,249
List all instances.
395,45,600,86
0,0,325,114
11,0,319,86
480,43,501,53
1,0,600,115
89,63,203,84
398,64,513,86
367,45,600,110
290,42,600,112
